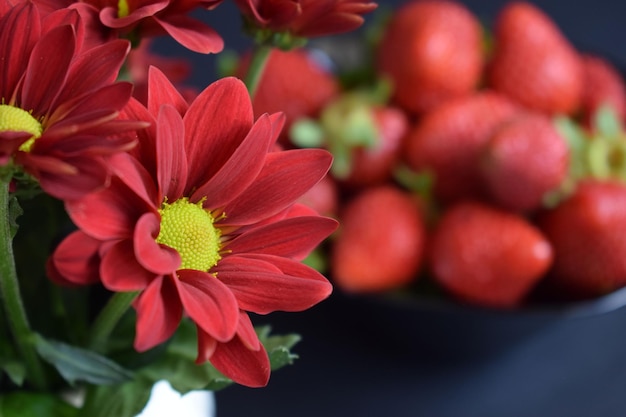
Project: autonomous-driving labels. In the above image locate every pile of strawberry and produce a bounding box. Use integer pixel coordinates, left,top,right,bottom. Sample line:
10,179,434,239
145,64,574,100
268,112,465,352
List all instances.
242,0,626,309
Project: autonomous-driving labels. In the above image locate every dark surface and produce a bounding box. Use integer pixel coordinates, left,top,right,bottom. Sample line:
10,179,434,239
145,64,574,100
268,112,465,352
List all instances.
214,290,626,417
155,1,626,416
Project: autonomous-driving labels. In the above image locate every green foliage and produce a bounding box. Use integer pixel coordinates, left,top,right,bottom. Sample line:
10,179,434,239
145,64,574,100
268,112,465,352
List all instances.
0,392,78,417
33,334,134,386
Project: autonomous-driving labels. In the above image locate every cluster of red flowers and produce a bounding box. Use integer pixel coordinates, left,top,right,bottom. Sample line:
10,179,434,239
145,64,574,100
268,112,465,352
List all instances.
0,0,376,388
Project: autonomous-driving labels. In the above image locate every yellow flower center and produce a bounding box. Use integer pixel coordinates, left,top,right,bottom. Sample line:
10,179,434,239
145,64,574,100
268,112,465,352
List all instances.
0,104,43,152
117,0,129,17
156,198,221,272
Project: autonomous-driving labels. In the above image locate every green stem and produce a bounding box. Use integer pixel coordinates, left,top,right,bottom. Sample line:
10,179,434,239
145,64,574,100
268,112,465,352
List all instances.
88,291,138,351
244,44,273,99
0,180,47,389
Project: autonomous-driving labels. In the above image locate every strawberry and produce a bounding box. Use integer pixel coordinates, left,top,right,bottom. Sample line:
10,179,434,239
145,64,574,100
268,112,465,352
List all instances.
403,90,520,204
376,0,484,115
236,48,340,146
487,1,583,115
339,105,409,189
579,53,626,127
538,179,626,297
297,175,339,218
330,185,426,293
429,202,553,308
480,112,570,212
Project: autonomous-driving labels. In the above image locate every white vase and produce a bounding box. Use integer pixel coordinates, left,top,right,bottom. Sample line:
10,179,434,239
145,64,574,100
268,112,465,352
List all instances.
136,381,216,417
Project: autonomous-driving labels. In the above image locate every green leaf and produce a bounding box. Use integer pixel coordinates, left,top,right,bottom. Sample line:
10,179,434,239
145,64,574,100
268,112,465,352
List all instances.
78,377,153,417
33,334,134,386
0,392,78,417
256,325,301,371
139,319,232,394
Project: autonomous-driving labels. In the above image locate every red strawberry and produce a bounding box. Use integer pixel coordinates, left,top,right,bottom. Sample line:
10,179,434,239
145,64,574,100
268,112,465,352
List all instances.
429,202,553,308
538,179,626,297
340,106,409,189
376,0,484,115
579,53,626,127
236,48,339,146
480,112,570,212
331,185,426,293
487,1,583,115
297,175,339,218
403,91,520,204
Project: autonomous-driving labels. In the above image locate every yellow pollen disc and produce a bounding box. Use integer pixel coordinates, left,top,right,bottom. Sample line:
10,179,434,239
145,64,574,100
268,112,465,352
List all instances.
156,197,222,272
117,0,130,18
0,104,43,152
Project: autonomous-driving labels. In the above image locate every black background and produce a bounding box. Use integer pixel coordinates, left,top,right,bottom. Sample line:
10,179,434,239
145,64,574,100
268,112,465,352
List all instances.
157,1,626,416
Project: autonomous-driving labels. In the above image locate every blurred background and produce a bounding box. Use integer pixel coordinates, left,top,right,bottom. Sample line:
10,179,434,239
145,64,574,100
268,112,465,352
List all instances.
154,1,626,416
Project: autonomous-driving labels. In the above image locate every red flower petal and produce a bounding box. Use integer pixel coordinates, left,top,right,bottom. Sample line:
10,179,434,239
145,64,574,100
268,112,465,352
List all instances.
175,269,239,342
0,2,40,101
222,148,332,225
224,215,337,258
183,77,253,191
215,254,332,314
134,212,181,274
27,153,109,200
147,66,189,117
100,239,156,291
66,176,147,239
154,14,224,54
98,0,169,28
209,332,270,387
22,24,75,117
191,114,273,207
53,39,130,109
49,230,101,286
134,274,183,351
234,311,261,352
156,104,188,200
110,152,159,207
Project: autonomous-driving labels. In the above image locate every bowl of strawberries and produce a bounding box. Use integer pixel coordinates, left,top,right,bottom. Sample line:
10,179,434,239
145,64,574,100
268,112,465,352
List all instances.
243,0,626,351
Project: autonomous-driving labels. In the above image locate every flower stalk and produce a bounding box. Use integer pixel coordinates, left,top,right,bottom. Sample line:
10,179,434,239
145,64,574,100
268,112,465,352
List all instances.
0,179,47,390
88,291,139,351
244,43,273,99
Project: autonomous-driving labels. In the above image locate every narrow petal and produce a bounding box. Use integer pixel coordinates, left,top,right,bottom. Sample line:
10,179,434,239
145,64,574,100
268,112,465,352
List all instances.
147,66,189,118
24,154,109,201
22,25,75,116
191,114,273,207
222,149,332,226
66,176,147,239
49,230,101,286
134,275,182,351
0,2,40,101
154,15,224,54
134,212,181,274
53,39,131,108
109,152,159,207
209,334,270,388
175,270,239,342
156,104,188,200
235,311,261,352
224,216,337,258
183,77,253,190
47,82,134,134
100,239,156,291
98,1,168,27
215,254,332,314
196,328,218,363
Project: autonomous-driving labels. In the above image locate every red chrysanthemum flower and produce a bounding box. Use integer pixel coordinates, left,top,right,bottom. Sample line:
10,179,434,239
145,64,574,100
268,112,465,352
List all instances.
48,67,337,387
35,0,225,53
0,1,146,200
234,0,378,40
